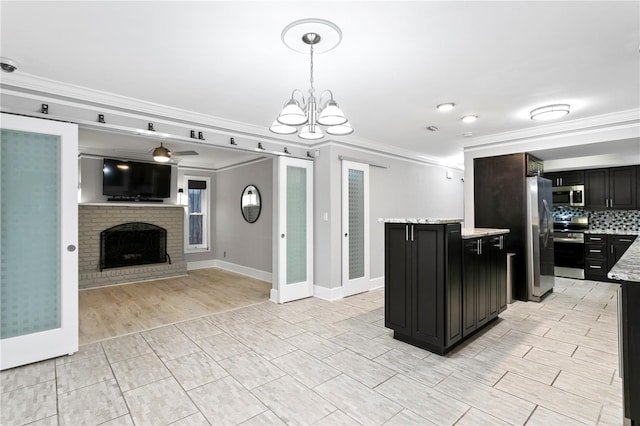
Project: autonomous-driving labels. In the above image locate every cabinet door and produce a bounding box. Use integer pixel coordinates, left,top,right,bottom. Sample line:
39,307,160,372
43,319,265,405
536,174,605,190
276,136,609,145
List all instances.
384,224,411,334
609,235,637,267
446,225,463,346
486,236,507,319
412,226,444,347
545,172,562,187
476,238,490,328
585,169,609,209
561,170,585,186
463,239,478,337
497,239,508,313
610,166,637,209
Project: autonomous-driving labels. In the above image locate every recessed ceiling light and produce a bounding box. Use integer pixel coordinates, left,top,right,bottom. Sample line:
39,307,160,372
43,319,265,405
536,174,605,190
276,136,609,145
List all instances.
530,104,570,120
436,103,455,112
461,115,478,123
426,125,438,132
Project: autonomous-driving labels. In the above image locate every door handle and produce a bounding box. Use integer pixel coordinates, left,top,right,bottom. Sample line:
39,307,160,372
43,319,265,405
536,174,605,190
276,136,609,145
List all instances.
281,234,285,238
344,233,348,237
67,245,76,252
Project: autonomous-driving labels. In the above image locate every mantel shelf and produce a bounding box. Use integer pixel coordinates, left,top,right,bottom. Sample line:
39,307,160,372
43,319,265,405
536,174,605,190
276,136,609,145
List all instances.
80,202,184,208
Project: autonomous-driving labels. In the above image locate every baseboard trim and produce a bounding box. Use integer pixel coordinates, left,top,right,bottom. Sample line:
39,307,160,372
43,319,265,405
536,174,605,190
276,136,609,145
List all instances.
370,276,384,290
314,276,384,301
187,259,272,283
270,288,279,304
186,259,218,271
314,285,343,301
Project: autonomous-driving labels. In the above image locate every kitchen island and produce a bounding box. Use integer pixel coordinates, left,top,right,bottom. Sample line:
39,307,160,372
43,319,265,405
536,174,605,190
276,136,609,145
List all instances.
381,218,509,355
607,237,640,425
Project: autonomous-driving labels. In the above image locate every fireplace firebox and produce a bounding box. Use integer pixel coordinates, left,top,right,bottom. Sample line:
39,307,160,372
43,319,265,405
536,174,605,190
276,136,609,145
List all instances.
100,222,169,270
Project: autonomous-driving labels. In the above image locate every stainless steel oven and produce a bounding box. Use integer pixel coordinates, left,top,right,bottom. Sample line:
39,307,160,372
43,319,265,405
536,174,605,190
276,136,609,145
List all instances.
553,216,588,279
552,185,585,207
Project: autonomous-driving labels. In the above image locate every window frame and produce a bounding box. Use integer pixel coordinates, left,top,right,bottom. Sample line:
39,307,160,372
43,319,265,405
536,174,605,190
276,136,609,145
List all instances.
183,175,211,253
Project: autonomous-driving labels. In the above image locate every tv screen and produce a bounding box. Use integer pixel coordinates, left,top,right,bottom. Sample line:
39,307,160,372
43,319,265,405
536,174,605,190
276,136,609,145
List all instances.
103,159,171,199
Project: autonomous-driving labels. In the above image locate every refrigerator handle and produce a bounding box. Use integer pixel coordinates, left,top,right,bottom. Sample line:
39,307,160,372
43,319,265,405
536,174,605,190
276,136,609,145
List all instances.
542,199,552,248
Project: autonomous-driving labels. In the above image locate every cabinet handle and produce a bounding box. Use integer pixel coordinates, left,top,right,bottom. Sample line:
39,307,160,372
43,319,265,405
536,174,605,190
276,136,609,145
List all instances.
619,239,633,243
405,226,409,241
590,237,602,241
589,249,602,253
590,265,602,269
477,239,483,255
611,245,614,254
617,287,623,379
411,225,414,242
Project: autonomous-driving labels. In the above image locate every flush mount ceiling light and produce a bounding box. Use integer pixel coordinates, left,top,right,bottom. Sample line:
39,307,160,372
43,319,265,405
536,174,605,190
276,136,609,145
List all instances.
152,143,171,163
436,103,455,112
530,104,571,120
270,19,353,139
461,115,478,123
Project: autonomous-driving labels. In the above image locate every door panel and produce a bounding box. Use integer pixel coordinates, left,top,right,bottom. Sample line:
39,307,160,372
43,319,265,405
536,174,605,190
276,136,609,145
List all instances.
275,157,313,303
1,114,78,370
342,161,370,297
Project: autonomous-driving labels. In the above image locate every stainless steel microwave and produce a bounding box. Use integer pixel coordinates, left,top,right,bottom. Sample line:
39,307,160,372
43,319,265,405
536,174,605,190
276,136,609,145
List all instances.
552,185,585,207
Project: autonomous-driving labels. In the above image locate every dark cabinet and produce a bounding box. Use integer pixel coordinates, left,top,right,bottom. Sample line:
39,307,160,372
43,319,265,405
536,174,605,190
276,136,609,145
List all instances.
462,235,506,338
384,222,462,354
584,234,636,281
585,166,637,209
545,170,585,187
620,283,640,424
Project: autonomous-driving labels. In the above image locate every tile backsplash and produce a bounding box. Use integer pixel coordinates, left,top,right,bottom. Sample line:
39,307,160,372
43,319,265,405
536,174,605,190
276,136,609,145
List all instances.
553,207,640,232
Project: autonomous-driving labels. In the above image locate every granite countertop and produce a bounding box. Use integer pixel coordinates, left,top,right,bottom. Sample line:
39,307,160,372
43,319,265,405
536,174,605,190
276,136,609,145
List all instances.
608,237,640,282
378,218,463,224
584,229,640,236
462,228,510,239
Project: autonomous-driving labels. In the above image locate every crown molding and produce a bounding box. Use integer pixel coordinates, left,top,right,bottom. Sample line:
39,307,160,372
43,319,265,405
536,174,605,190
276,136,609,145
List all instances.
1,72,464,169
463,108,640,152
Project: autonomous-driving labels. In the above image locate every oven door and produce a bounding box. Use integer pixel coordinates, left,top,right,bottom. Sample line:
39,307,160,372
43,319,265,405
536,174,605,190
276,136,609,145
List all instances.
554,239,585,279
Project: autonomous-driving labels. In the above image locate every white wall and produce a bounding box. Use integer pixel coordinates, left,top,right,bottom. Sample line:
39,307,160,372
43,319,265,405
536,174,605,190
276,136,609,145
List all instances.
313,143,464,291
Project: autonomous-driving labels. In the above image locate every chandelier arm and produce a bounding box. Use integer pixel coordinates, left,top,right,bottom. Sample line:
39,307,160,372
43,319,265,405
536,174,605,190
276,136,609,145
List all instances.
290,89,307,109
318,90,335,108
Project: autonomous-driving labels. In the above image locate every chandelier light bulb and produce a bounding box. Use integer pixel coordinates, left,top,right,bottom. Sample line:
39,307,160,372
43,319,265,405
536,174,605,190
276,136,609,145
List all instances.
269,120,297,135
317,99,347,126
298,124,324,140
277,99,307,126
152,143,171,162
326,122,354,136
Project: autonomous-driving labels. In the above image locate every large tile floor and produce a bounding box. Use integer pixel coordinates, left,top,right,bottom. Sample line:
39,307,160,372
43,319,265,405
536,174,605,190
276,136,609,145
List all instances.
1,277,623,425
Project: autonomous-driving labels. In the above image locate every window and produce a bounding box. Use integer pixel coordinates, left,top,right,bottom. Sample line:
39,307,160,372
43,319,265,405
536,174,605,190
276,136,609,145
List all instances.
184,176,210,251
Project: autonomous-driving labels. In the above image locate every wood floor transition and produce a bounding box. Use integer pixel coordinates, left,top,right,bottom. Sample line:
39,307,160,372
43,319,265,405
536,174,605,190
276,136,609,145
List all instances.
78,268,271,344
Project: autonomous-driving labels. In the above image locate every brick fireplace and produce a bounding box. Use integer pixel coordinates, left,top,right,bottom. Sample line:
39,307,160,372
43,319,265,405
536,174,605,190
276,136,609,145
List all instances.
79,204,187,289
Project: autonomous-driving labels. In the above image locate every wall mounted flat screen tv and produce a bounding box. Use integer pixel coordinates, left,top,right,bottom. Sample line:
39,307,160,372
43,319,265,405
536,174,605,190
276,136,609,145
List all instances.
103,159,171,200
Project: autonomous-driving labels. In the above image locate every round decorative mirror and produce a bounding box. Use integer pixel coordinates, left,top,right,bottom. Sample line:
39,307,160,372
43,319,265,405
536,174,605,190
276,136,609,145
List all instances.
241,185,261,223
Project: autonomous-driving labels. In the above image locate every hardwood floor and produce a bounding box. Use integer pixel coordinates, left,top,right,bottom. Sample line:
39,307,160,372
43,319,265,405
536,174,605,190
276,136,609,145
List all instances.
79,268,271,344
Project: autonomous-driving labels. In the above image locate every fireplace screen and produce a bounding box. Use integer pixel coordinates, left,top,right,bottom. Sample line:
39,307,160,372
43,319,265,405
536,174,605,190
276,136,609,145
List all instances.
100,222,168,270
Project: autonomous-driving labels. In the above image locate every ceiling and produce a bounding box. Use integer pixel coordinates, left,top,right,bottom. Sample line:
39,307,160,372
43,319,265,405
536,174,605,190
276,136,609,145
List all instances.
1,1,639,168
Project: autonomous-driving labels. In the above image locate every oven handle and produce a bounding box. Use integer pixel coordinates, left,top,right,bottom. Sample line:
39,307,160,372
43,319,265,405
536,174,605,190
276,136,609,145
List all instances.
554,237,585,244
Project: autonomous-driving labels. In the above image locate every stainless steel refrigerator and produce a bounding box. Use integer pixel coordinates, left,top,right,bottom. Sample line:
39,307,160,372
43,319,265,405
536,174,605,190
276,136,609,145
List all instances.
526,176,555,301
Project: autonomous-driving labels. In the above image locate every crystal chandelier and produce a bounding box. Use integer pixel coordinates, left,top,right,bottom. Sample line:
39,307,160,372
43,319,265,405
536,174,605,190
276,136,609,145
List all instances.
270,19,353,140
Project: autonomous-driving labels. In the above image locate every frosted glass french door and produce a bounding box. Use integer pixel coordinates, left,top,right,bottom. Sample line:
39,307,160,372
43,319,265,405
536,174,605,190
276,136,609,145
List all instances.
341,161,370,297
0,114,78,370
276,157,313,303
